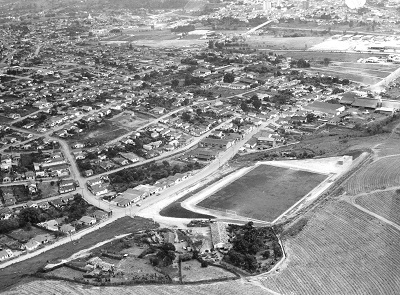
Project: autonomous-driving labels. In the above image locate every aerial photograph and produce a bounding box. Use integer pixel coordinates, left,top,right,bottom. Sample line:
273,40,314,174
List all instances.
0,0,399,294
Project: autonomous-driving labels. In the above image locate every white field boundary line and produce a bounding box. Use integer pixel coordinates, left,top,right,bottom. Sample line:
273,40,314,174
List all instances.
345,195,400,231
271,173,336,224
183,166,255,209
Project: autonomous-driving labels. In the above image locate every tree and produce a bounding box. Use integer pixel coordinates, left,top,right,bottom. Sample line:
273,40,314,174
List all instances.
240,101,249,113
323,58,331,66
252,98,262,110
181,112,191,122
306,113,316,123
18,207,43,225
223,72,235,83
171,79,179,88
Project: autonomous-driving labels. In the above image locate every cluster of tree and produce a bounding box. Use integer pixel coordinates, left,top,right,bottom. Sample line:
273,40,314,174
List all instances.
224,222,282,273
149,242,176,267
109,160,203,192
223,72,235,83
171,25,195,33
180,58,198,65
290,58,310,68
184,74,204,86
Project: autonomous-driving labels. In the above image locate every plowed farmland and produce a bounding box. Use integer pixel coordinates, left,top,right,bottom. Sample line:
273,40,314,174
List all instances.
258,201,400,295
355,190,400,226
345,156,400,195
5,278,276,295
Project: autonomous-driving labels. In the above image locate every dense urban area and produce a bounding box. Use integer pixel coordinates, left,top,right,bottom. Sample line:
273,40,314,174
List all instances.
0,0,400,294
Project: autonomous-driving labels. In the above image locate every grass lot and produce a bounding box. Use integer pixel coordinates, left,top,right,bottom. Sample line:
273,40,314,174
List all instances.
110,111,152,129
67,120,129,146
305,67,382,85
37,182,59,199
159,202,214,219
8,227,50,243
12,185,30,203
47,266,84,280
0,216,158,293
198,165,326,222
0,115,12,123
248,35,326,50
181,259,236,282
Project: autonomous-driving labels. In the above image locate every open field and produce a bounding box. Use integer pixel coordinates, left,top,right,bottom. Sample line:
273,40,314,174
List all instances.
37,182,59,198
0,115,12,123
305,67,382,85
355,190,400,226
345,156,400,195
67,120,129,146
198,164,326,222
5,278,278,295
259,201,400,295
375,132,400,157
47,266,84,280
181,260,236,282
0,216,158,293
248,35,326,50
110,111,152,129
275,51,376,63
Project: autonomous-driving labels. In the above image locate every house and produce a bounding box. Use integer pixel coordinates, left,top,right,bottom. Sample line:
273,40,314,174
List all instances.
33,234,54,244
189,148,220,161
59,184,76,194
199,138,233,150
152,107,165,114
50,198,64,208
60,224,76,233
304,101,345,116
89,183,108,196
37,201,49,210
84,169,94,177
40,220,59,231
2,175,12,183
25,240,40,251
351,98,378,109
87,178,102,187
73,143,85,149
0,249,13,261
79,216,97,226
91,210,108,220
134,184,160,195
119,152,140,163
25,171,35,180
112,157,129,166
26,200,38,208
210,222,231,249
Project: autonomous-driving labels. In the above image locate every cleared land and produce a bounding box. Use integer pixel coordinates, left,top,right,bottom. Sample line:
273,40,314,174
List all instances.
198,165,326,222
259,201,400,295
346,156,400,195
0,216,158,293
248,35,326,50
67,120,129,146
181,260,236,282
355,190,400,226
110,111,152,129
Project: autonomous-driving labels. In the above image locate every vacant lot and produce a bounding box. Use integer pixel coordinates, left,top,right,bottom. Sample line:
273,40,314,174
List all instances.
160,201,215,219
199,165,326,222
181,260,236,282
37,182,59,199
110,111,152,129
67,120,129,146
248,35,326,50
0,216,158,293
47,266,84,280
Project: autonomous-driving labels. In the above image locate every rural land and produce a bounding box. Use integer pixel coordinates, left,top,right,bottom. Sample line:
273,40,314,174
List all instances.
0,0,400,294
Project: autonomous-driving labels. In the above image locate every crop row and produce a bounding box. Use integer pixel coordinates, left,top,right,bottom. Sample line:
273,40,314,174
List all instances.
355,190,400,226
345,157,400,195
6,278,273,295
259,201,400,295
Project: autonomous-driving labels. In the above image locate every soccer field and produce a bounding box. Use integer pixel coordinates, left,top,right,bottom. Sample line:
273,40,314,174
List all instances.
198,165,327,222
